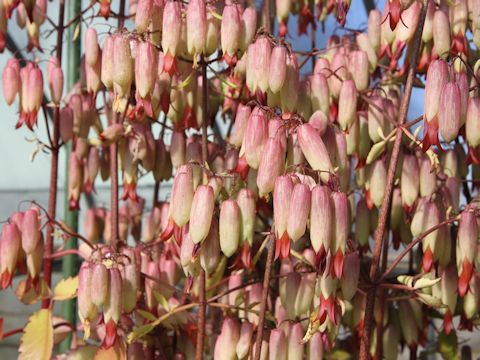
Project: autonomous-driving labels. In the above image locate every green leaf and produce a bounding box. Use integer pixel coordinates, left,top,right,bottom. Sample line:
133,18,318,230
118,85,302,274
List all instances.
153,291,170,311
53,276,78,301
137,309,157,322
413,276,441,290
366,141,386,165
397,275,414,288
417,293,445,308
19,309,54,360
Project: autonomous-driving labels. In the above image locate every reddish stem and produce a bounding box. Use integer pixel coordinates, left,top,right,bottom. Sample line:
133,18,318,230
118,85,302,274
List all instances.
253,234,276,360
195,55,209,360
359,1,429,358
42,0,65,309
45,249,86,260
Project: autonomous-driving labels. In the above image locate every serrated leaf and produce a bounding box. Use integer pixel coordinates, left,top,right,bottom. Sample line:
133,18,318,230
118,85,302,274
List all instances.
19,309,53,360
16,279,49,305
53,276,78,300
366,141,386,165
397,275,414,288
413,276,441,290
137,309,157,321
417,293,445,308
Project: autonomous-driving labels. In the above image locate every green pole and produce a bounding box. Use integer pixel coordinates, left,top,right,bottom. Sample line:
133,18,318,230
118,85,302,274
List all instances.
59,0,81,352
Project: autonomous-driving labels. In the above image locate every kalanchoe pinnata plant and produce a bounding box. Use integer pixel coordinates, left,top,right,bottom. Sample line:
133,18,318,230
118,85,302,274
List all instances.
3,0,480,359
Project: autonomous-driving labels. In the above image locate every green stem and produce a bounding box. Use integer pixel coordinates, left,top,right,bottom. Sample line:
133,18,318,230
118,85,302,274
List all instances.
59,0,82,352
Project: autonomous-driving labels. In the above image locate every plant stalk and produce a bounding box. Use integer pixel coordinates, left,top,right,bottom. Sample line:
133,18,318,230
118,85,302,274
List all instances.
42,0,65,309
59,0,82,351
358,1,428,358
253,235,276,360
195,55,209,360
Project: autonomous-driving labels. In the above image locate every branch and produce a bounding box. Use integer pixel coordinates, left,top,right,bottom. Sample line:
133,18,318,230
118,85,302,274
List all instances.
379,216,459,282
359,1,429,358
253,234,276,360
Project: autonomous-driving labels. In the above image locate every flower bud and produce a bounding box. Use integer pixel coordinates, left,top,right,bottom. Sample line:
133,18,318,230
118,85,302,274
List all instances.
101,34,114,90
297,123,333,183
294,271,316,316
310,185,333,256
433,9,451,59
162,1,182,74
287,183,311,243
219,199,241,257
337,79,357,131
355,197,370,247
253,37,272,93
367,96,387,143
103,267,122,348
466,97,480,148
310,73,330,115
236,321,253,359
135,0,153,33
91,263,109,308
135,41,158,99
186,0,207,56
438,82,461,143
287,323,304,360
189,185,214,244
332,192,348,278
214,317,240,360
221,4,241,64
240,8,257,51
243,107,268,169
457,208,478,296
368,159,387,208
230,104,251,147
257,138,285,197
401,154,419,208
122,261,140,313
341,252,360,300
421,200,441,272
21,208,41,255
368,9,381,52
464,275,480,319
237,188,256,247
349,50,369,91
269,46,287,93
168,165,194,229
280,53,299,113
68,151,84,210
199,218,220,274
419,155,436,197
2,59,19,105
85,27,99,66
395,1,420,44
269,329,287,360
0,223,21,288
78,262,96,323
112,34,133,97
274,175,293,258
